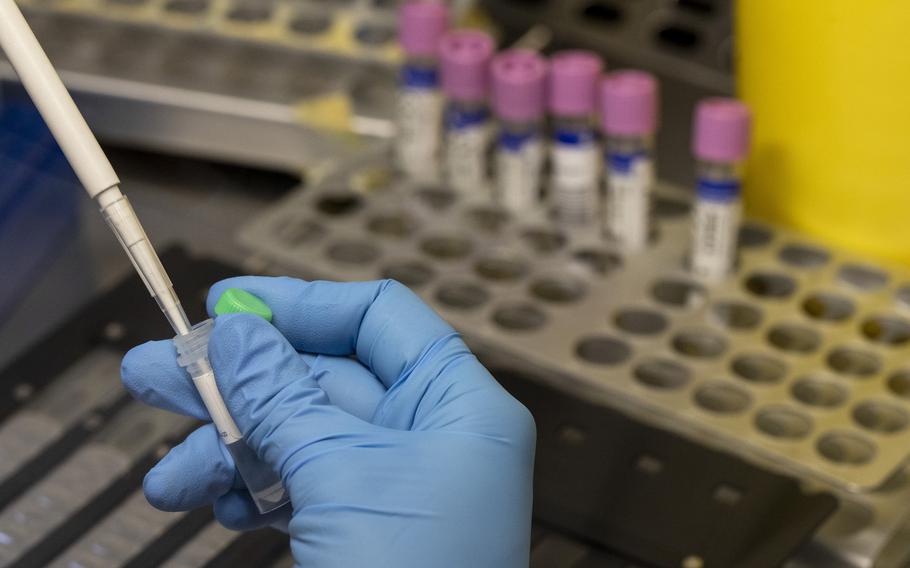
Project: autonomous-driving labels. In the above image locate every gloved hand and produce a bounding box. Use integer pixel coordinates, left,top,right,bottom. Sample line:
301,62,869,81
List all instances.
121,276,536,568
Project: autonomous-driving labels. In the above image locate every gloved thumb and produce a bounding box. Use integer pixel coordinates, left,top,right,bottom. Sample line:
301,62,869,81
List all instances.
208,314,369,474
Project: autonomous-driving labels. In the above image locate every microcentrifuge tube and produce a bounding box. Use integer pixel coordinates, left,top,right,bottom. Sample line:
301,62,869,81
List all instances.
395,1,450,181
601,71,659,252
491,49,548,213
548,51,604,226
440,29,495,194
690,98,752,281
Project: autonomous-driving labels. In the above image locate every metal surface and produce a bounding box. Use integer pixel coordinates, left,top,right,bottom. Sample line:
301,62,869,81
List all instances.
239,149,910,564
0,4,397,172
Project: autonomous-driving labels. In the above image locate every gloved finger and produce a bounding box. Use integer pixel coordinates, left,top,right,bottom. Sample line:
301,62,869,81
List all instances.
143,424,236,512
121,340,207,420
122,342,385,423
209,314,373,470
206,277,461,389
214,490,292,532
303,353,386,422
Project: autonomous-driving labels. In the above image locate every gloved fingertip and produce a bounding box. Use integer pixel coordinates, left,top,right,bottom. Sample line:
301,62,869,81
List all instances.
121,340,180,400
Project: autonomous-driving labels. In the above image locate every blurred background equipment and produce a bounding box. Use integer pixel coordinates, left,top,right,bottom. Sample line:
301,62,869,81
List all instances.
2,1,910,567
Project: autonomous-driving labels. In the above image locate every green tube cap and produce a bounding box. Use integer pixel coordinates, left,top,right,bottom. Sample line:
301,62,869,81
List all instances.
214,288,273,322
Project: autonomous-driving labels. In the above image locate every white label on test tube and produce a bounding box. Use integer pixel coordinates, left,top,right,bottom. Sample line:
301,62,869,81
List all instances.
396,87,443,181
691,196,741,281
551,139,601,224
605,153,653,251
497,137,543,211
445,113,490,192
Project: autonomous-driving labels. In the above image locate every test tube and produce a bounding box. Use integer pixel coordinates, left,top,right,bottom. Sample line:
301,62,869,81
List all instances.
395,1,450,181
440,29,495,194
548,51,604,226
601,71,659,252
690,98,753,281
491,49,548,212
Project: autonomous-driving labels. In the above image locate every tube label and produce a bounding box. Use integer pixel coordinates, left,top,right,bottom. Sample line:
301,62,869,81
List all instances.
396,67,442,181
444,107,490,192
550,131,600,224
691,192,741,281
497,132,543,212
605,152,653,251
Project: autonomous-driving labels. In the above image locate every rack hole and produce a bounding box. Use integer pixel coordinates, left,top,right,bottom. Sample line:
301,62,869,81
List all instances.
493,303,547,332
614,309,669,336
778,244,831,269
573,248,622,276
791,377,848,409
802,292,855,322
522,227,567,254
274,217,325,246
315,192,363,216
861,316,910,346
755,407,813,440
530,276,587,304
853,401,909,434
827,347,881,378
651,279,706,309
164,0,209,13
580,1,623,24
381,261,435,288
838,264,888,291
655,24,701,51
887,370,910,399
420,234,474,260
634,358,691,389
817,432,876,465
465,206,511,233
367,212,418,238
652,196,691,219
226,3,272,22
695,383,751,414
577,336,633,366
475,253,529,282
767,324,821,354
416,187,457,210
355,22,395,45
289,12,332,35
732,353,786,384
677,0,715,15
672,329,727,358
895,285,910,308
711,302,762,330
738,224,774,249
744,272,797,299
435,281,490,310
326,240,380,264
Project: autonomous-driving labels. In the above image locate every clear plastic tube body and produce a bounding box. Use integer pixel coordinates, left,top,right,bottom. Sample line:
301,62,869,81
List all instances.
174,321,290,514
396,56,443,181
496,118,544,212
604,135,654,252
444,98,491,193
690,160,744,281
550,115,601,226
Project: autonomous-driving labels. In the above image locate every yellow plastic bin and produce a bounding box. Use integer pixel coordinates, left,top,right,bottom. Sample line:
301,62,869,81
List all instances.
737,0,910,264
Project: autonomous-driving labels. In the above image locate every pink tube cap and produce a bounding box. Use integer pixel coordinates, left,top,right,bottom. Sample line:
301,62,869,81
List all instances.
548,51,604,117
399,1,450,58
439,30,495,101
491,49,548,122
693,98,752,162
601,70,659,136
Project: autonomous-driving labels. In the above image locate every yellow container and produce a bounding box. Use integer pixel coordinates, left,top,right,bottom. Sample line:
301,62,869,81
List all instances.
737,1,910,264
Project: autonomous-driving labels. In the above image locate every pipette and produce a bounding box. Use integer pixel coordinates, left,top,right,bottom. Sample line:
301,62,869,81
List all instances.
0,0,289,513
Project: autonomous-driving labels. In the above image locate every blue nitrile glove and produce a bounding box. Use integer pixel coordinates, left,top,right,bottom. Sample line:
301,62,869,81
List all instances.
121,276,536,568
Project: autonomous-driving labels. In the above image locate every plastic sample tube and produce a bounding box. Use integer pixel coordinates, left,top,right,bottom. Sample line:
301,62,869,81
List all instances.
601,71,660,252
690,98,753,281
395,1,450,181
548,51,604,226
440,29,495,194
0,0,288,514
491,49,548,212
